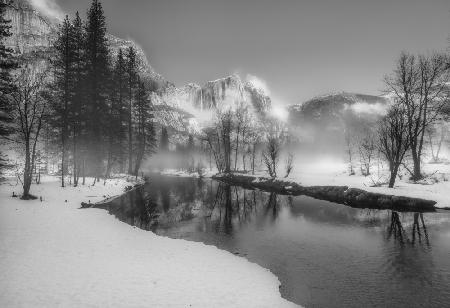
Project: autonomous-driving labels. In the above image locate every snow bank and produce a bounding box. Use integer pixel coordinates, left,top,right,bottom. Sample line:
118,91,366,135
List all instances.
159,168,216,178
287,162,450,209
0,176,297,308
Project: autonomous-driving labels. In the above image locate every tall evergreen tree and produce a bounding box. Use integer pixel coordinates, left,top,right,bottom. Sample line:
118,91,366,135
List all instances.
84,0,110,180
105,49,127,179
133,79,155,176
0,0,17,174
52,15,75,187
126,46,138,174
159,127,169,151
71,11,86,186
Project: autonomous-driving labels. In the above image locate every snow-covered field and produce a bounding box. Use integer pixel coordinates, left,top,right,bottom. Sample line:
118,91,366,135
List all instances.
0,176,296,308
288,161,450,209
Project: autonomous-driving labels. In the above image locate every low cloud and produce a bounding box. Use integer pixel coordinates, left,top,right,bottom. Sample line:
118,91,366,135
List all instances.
246,74,271,96
30,0,65,20
349,102,388,116
246,74,289,122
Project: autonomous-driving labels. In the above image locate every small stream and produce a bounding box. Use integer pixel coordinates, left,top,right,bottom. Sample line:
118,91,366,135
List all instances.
93,174,450,308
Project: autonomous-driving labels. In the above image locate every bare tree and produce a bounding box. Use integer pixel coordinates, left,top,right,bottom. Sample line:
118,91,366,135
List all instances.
262,136,280,178
385,52,450,180
233,102,248,170
246,126,262,175
427,122,448,163
344,129,355,175
204,109,234,173
204,127,225,172
10,66,49,199
284,152,294,178
378,105,411,188
358,129,376,176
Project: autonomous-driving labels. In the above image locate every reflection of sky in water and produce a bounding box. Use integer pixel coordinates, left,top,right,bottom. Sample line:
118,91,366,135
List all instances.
94,175,450,308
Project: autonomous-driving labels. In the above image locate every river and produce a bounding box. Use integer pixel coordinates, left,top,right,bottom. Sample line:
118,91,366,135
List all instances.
94,174,450,308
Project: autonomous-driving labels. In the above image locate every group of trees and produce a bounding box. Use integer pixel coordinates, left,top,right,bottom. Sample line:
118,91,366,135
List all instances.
50,1,156,188
203,104,292,178
0,0,16,177
379,52,449,187
0,0,156,198
344,51,449,188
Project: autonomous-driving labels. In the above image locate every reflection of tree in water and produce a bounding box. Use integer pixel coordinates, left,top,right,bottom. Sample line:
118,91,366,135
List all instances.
388,212,406,243
264,193,279,222
412,213,429,246
100,186,159,231
384,211,436,294
159,184,170,212
209,184,284,234
387,211,429,246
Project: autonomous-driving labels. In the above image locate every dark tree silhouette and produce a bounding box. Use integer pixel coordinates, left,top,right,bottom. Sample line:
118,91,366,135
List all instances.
126,46,138,174
10,67,50,198
378,105,411,188
0,0,17,175
133,79,156,176
51,15,76,187
84,0,110,181
385,52,449,181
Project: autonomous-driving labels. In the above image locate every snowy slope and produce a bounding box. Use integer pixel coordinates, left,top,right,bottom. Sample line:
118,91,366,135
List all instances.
0,177,297,307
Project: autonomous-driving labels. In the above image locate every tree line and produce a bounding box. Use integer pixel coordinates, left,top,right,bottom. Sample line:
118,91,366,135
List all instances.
344,52,450,188
0,0,156,198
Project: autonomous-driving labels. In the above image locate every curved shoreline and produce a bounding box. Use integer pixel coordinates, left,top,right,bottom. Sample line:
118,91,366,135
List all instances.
0,176,297,307
212,173,437,212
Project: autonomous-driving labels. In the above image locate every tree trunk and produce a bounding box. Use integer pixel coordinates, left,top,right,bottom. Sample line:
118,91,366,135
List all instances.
251,144,256,175
411,148,421,180
234,127,240,171
82,157,86,185
22,142,32,198
134,149,144,177
388,165,399,188
104,152,113,181
73,132,78,187
61,145,65,187
128,86,133,174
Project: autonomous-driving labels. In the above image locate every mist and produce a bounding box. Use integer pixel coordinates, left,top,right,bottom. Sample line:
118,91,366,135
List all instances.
29,0,64,20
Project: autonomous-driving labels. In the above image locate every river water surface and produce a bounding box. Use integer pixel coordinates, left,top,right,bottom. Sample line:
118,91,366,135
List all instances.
94,174,450,308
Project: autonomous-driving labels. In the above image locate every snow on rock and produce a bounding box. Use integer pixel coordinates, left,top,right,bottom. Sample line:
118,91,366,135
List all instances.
0,176,297,308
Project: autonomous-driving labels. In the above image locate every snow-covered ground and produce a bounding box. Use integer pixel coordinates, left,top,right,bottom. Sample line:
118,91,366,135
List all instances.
287,161,450,209
0,176,296,308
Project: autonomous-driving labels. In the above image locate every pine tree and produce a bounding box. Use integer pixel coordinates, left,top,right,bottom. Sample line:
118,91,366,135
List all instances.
104,49,127,179
84,0,110,181
125,46,138,174
160,127,169,151
133,79,155,176
0,0,17,175
52,15,75,187
71,11,86,186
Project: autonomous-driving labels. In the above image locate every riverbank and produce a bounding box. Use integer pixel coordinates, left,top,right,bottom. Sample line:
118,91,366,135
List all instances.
213,173,437,212
0,176,297,307
158,161,450,209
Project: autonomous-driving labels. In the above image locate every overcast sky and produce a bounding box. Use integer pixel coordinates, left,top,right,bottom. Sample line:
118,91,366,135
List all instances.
52,0,450,104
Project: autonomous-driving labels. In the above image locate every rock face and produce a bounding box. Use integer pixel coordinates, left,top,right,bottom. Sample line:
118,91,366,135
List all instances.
288,92,390,145
5,0,54,56
150,74,273,140
5,0,166,88
161,74,271,117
